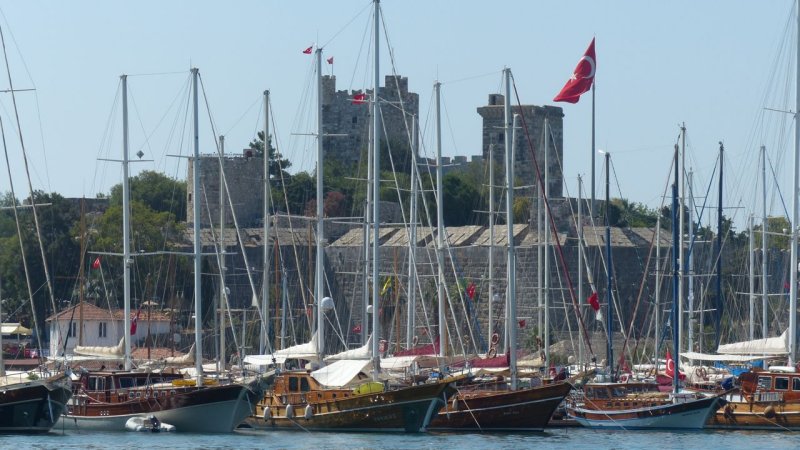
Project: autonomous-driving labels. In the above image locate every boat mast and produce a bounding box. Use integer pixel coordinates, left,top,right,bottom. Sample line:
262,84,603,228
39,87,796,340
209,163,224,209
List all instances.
121,74,133,371
655,216,660,374
371,0,381,379
315,48,326,361
406,117,418,348
678,124,685,355
0,275,4,377
191,67,203,385
435,81,446,359
761,145,768,339
488,143,496,348
715,142,723,349
262,90,271,355
543,117,550,367
507,113,520,390
604,151,613,378
219,135,227,371
791,0,800,366
503,67,512,354
687,169,694,357
749,214,755,341
537,164,543,349
671,144,680,395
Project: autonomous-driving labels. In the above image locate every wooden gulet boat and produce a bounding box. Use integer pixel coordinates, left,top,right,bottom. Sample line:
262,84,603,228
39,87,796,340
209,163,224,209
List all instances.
245,370,458,432
61,370,259,433
0,373,72,433
709,368,800,430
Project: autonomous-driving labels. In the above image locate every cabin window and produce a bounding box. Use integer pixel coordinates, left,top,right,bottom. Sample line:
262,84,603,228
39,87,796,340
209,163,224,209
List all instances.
119,378,134,389
98,322,107,338
68,322,77,338
757,376,772,390
289,377,299,392
88,377,105,391
300,378,310,392
594,389,609,399
775,377,790,391
793,377,800,391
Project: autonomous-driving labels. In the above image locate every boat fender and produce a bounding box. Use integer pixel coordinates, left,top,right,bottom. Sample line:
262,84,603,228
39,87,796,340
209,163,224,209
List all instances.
451,396,459,412
695,367,707,379
263,407,271,421
619,374,629,383
304,404,314,420
286,404,295,419
487,347,497,358
764,404,776,419
490,333,500,346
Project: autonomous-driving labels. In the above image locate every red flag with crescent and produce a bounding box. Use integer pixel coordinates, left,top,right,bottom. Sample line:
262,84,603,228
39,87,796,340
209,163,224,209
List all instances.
302,46,313,55
553,38,596,104
466,282,476,300
665,350,686,380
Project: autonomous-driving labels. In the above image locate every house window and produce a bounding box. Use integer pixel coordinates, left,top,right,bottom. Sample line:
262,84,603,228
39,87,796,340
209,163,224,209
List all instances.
99,322,107,338
68,322,77,338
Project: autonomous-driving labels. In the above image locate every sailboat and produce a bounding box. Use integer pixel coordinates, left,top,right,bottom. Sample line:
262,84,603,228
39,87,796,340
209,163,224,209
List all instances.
245,2,459,432
566,148,726,429
59,70,257,433
428,70,571,431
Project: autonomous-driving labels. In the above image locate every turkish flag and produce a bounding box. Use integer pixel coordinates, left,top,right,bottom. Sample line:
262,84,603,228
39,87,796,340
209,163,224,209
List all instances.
91,257,101,270
553,38,596,104
302,46,313,55
352,323,362,334
130,309,141,335
352,93,367,104
587,292,600,311
326,56,334,65
466,282,476,300
665,350,686,380
518,319,526,328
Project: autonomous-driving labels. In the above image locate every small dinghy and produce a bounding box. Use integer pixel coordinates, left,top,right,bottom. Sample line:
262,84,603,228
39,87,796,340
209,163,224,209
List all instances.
125,415,176,432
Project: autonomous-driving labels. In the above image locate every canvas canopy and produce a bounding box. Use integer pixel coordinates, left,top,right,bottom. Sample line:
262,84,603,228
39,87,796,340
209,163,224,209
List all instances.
1,323,32,336
311,359,371,387
716,329,789,356
680,351,765,362
244,332,320,367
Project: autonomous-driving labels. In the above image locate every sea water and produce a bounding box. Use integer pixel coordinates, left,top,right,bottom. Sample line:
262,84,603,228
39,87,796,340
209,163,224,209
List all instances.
6,427,800,449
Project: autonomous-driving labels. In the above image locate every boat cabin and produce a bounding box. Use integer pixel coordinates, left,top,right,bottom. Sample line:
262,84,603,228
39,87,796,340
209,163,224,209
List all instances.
739,370,800,402
75,370,184,402
580,382,669,411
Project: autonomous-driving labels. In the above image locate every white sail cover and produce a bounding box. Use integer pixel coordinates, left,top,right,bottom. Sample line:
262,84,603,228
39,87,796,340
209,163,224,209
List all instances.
716,329,789,356
311,359,371,387
324,336,372,361
680,351,765,362
244,332,319,366
163,343,195,365
73,337,125,357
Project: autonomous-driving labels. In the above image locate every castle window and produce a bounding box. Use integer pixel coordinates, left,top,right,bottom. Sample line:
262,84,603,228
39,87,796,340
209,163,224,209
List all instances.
352,116,358,124
497,133,504,143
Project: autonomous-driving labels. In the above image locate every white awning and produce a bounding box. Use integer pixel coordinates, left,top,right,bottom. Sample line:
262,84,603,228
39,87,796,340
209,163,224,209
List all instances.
311,359,371,387
716,329,789,356
680,351,765,362
380,355,440,370
1,323,32,336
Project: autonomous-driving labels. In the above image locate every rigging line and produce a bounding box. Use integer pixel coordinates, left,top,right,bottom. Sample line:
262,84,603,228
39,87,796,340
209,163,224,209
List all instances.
321,0,372,49
510,75,595,358
766,151,791,219
0,22,57,325
347,7,372,95
0,111,44,361
439,70,503,86
125,70,188,78
198,71,273,355
223,94,261,138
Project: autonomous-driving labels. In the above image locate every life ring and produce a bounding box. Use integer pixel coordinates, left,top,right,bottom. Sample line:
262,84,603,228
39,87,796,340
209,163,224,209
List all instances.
695,367,707,379
487,346,497,358
619,373,630,383
412,335,419,346
378,339,387,353
490,333,500,345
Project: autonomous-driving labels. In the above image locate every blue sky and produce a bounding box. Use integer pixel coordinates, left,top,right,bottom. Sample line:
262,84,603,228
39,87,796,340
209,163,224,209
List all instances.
0,0,795,228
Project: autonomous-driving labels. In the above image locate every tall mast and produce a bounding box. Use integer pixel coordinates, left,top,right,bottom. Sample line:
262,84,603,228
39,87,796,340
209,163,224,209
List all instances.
543,117,550,367
503,67,512,354
219,135,227,371
655,216,660,374
604,151,613,378
315,48,326,360
362,105,373,345
687,169,695,356
370,0,382,379
406,117,418,348
489,143,496,348
262,90,271,355
435,81,446,359
749,214,755,341
0,275,4,376
191,67,203,385
121,74,133,371
507,113,520,390
791,0,800,366
761,145,768,339
678,124,686,355
537,155,543,347
671,144,680,394
715,143,724,349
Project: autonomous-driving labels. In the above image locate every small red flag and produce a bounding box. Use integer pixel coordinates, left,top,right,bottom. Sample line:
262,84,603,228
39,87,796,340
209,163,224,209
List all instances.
466,282,476,300
130,308,141,335
587,291,600,311
352,93,367,105
553,38,596,104
518,319,526,328
326,56,334,65
91,257,101,270
665,350,686,380
352,323,362,334
302,46,313,55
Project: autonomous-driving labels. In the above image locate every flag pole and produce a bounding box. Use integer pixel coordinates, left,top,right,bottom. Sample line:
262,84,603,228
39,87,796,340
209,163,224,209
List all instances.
591,83,596,218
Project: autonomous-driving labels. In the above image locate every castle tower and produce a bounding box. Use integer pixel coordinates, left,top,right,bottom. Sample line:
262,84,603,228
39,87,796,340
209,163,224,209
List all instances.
477,95,564,198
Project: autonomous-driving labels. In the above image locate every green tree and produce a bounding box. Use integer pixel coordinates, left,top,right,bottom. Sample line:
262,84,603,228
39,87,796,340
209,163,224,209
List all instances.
109,170,186,221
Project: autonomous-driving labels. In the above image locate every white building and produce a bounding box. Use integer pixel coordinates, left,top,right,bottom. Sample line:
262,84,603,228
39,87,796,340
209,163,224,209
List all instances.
46,302,171,357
